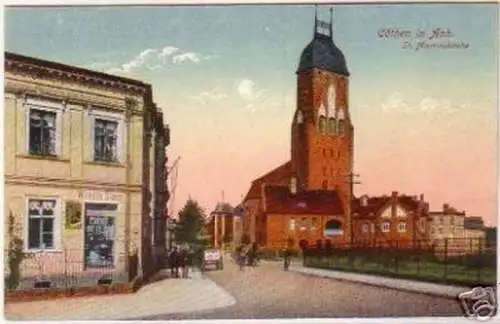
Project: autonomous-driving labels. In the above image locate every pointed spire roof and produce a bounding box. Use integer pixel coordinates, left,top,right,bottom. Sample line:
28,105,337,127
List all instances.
297,6,349,76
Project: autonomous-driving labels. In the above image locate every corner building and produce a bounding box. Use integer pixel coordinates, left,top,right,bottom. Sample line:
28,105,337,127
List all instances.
3,52,169,289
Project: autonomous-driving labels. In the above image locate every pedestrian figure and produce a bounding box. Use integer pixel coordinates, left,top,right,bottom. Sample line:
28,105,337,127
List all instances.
198,247,205,277
283,247,291,271
238,245,246,271
169,247,180,278
180,250,189,279
251,242,260,266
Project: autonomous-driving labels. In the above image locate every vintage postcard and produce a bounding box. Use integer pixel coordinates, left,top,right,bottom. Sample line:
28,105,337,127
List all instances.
2,1,498,322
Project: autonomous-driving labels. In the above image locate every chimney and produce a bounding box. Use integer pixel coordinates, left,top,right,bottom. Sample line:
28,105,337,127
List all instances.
443,203,449,213
420,194,424,201
391,191,398,198
361,195,368,207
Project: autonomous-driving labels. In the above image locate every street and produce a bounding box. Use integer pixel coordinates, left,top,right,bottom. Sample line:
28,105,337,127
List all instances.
139,257,464,320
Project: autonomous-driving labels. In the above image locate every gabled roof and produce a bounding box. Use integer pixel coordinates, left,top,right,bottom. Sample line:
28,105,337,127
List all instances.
352,196,390,217
264,185,344,215
243,161,292,201
352,194,425,219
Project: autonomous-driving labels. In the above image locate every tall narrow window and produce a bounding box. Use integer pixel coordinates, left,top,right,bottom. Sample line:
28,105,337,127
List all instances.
319,116,327,134
28,199,56,250
328,118,336,134
94,119,118,162
322,180,328,189
338,119,345,135
29,109,57,156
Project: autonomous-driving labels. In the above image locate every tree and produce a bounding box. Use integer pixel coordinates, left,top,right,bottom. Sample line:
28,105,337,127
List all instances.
174,198,206,246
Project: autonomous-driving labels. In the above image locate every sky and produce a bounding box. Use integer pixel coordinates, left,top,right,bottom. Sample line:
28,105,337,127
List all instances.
4,3,498,226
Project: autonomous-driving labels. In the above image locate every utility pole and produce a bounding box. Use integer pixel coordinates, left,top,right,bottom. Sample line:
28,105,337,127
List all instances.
340,171,361,246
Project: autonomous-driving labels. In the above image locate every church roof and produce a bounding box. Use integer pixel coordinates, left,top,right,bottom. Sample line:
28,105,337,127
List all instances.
244,161,292,201
297,32,349,76
264,185,344,215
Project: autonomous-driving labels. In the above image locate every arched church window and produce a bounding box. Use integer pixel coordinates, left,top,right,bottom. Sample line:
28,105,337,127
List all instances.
324,219,343,237
318,116,327,134
328,118,336,134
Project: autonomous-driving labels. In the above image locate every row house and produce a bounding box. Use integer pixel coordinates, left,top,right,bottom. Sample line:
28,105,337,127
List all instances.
3,52,169,290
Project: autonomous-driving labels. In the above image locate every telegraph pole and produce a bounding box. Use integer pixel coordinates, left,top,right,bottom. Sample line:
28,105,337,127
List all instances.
340,171,361,246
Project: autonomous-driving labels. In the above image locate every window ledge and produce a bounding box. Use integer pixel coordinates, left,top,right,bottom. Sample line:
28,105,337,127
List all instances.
84,161,126,168
17,154,70,163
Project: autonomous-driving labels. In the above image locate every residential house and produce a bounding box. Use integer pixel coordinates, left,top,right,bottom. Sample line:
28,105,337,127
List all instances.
351,192,431,248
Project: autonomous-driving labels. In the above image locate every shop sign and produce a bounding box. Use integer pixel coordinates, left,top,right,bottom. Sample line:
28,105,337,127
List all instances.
73,190,123,202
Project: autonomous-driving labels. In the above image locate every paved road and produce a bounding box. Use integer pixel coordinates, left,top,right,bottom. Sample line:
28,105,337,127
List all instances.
140,258,464,320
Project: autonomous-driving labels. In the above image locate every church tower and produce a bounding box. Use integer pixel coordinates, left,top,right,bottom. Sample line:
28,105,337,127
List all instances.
291,7,354,203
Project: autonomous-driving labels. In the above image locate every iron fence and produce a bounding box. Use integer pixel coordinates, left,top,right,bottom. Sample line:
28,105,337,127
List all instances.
4,248,135,292
302,238,496,287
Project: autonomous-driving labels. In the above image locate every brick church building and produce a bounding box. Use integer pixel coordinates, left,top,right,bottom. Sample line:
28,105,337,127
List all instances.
241,10,432,251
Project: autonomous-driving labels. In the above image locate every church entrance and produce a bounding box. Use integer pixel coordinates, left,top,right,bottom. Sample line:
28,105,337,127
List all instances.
324,220,343,237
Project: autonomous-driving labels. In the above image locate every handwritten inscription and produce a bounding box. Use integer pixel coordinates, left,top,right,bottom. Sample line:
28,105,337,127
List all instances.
378,27,469,50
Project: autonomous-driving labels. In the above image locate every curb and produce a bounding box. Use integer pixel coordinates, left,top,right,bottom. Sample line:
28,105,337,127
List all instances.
290,267,465,300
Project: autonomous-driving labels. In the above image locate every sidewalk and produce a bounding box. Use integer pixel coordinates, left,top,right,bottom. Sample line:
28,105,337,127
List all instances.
290,263,468,299
4,268,236,320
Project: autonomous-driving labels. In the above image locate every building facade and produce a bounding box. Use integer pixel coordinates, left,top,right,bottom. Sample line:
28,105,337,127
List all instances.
4,52,169,289
147,104,170,272
428,205,486,255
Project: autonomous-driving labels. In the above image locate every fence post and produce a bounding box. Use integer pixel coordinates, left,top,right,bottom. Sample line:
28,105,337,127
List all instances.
477,237,483,284
394,241,399,274
443,238,448,280
416,240,421,276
